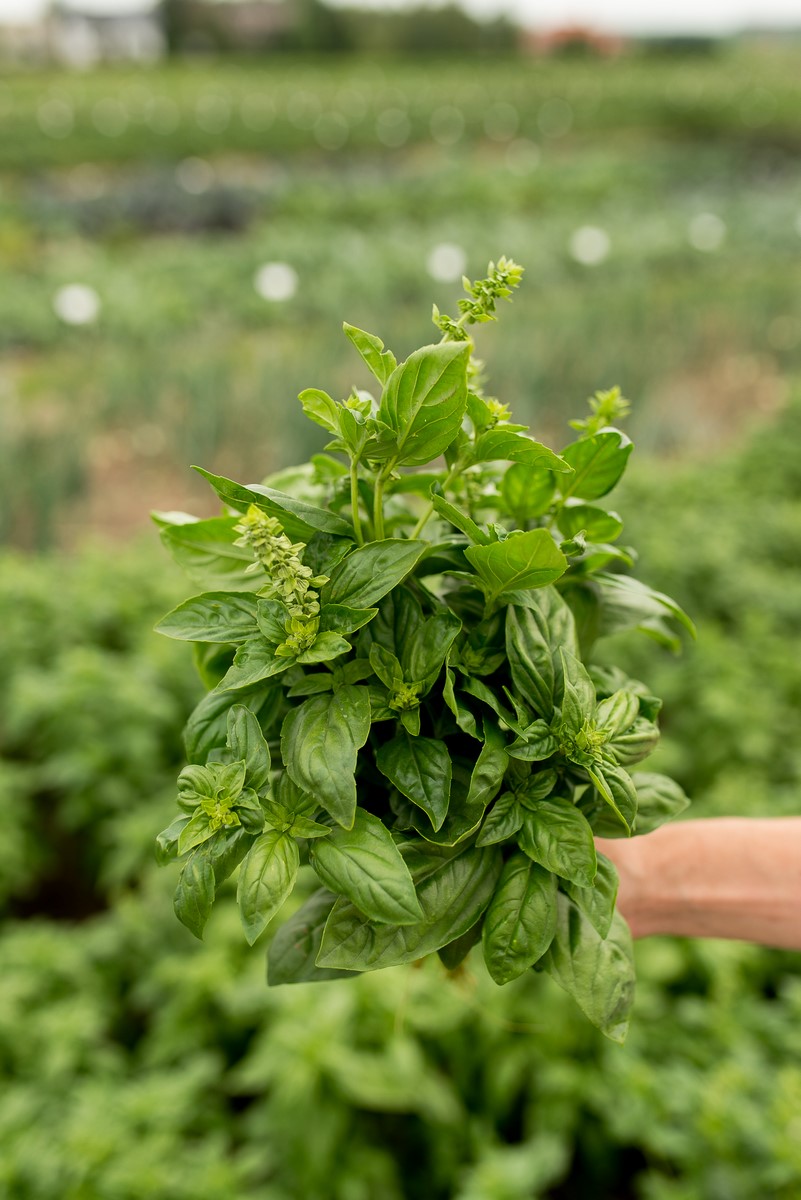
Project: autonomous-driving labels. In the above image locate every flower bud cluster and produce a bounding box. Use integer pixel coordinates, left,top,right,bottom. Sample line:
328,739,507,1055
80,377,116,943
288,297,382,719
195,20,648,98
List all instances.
233,505,328,620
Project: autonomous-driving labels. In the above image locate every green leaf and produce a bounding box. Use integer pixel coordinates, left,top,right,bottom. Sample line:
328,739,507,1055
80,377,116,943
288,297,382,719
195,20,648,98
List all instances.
542,898,635,1044
595,689,640,738
411,752,497,848
482,854,558,984
476,792,523,846
563,853,619,939
280,685,371,828
505,592,579,720
376,733,452,832
501,464,557,522
177,810,215,856
295,632,351,665
404,611,462,686
465,531,567,606
343,322,397,385
369,643,404,689
442,668,480,739
237,830,299,945
609,718,660,766
317,843,503,971
192,467,353,539
596,572,696,642
378,342,470,467
310,809,423,925
559,429,633,501
194,826,253,887
226,705,271,793
472,430,570,472
518,798,597,887
160,517,262,593
631,772,690,834
216,635,293,691
155,592,258,643
267,888,358,984
507,719,557,762
174,854,216,940
299,387,340,434
437,920,483,970
559,648,596,733
155,815,190,865
557,503,623,543
322,539,427,609
319,604,378,636
183,685,275,764
430,490,489,544
466,720,508,811
589,763,637,835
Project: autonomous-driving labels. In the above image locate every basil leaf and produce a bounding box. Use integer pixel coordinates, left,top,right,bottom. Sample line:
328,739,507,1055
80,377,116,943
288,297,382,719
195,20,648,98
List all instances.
378,342,470,467
267,888,358,985
376,733,452,832
476,792,523,846
183,685,274,764
155,815,190,865
609,718,660,766
557,503,623,543
280,685,371,828
559,429,633,501
236,830,299,945
505,592,579,719
322,539,427,609
160,517,262,592
319,604,378,636
542,898,635,1044
501,464,557,522
518,798,597,887
472,429,569,472
596,572,696,641
437,919,483,970
588,763,637,835
195,826,253,887
404,611,462,686
295,632,351,665
226,704,271,794
316,843,502,971
174,853,216,940
177,810,215,856
563,853,619,940
156,592,258,643
559,648,596,733
216,635,293,691
310,809,423,925
430,491,489,544
595,689,640,738
631,772,690,835
192,467,353,539
299,387,340,434
343,322,397,385
482,853,558,984
465,531,567,606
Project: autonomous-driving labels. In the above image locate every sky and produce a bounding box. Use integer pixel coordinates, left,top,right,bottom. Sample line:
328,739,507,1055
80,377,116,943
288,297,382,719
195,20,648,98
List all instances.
2,0,801,33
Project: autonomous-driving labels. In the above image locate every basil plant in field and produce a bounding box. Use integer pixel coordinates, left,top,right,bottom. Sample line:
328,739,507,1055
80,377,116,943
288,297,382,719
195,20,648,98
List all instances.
154,258,692,1043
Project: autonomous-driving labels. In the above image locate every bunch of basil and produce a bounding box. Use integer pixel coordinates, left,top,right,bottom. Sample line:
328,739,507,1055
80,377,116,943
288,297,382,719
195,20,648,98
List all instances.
154,259,691,1042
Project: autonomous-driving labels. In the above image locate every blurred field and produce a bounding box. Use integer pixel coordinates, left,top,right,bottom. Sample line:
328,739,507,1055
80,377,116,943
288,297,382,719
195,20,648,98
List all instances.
2,46,801,544
3,41,801,1200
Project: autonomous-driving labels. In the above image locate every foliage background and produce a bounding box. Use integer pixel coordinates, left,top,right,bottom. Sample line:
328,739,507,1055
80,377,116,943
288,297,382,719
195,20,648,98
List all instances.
1,30,801,1198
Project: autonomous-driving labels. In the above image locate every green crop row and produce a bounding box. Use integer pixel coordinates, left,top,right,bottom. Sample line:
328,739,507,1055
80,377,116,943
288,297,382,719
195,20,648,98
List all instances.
3,48,801,171
1,397,800,1197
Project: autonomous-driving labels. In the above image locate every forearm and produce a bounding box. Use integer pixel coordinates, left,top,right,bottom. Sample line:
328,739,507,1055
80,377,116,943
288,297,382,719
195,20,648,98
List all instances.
597,817,801,950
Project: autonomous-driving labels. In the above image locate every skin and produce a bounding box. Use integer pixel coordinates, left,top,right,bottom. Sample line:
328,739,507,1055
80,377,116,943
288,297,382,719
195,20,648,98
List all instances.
597,818,801,950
